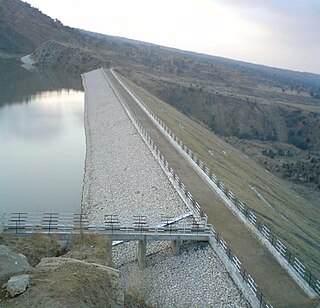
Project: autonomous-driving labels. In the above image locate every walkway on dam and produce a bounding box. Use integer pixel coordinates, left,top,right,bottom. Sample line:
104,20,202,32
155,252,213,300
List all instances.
103,68,318,307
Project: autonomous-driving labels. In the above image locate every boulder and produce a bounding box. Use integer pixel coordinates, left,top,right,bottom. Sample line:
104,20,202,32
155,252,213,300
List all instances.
0,245,33,284
7,274,30,297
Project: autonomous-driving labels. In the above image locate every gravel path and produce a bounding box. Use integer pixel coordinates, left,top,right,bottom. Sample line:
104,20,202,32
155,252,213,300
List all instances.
82,69,248,307
82,69,187,226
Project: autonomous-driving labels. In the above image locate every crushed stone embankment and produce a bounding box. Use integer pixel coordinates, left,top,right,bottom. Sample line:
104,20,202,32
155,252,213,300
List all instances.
81,68,247,307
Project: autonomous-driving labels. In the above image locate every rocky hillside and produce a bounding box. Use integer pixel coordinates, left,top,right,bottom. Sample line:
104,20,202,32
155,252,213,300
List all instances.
0,0,80,54
32,41,109,73
122,68,320,190
117,64,320,149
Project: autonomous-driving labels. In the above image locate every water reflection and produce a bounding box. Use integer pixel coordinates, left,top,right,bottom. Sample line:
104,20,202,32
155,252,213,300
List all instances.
0,58,82,107
1,91,83,141
0,59,84,213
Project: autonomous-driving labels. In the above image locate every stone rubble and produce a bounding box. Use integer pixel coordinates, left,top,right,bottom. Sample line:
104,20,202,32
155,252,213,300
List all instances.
82,69,248,307
6,274,30,297
117,242,247,307
0,245,33,285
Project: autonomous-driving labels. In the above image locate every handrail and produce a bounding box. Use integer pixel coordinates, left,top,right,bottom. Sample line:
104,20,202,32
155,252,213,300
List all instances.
3,212,210,235
2,210,272,307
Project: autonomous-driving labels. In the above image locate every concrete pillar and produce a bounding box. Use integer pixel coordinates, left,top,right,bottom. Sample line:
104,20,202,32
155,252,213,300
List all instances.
171,239,181,256
138,239,147,268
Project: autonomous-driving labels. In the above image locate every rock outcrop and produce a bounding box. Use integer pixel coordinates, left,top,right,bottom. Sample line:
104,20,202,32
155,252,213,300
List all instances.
32,41,109,74
6,274,30,297
5,257,124,307
0,245,33,284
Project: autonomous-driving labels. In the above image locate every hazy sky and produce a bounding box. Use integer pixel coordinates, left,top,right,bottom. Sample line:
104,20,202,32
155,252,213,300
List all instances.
25,0,320,74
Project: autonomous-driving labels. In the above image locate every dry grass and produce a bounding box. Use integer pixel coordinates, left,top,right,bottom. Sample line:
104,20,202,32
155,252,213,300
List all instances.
119,74,320,277
125,267,150,308
1,259,122,308
0,233,61,267
65,234,113,267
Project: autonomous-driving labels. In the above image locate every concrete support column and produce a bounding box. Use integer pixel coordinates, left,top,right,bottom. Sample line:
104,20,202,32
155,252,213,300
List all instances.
138,239,147,268
171,239,181,256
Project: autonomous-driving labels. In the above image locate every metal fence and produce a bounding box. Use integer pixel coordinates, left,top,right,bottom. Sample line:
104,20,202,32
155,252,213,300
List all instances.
3,212,212,238
3,212,87,233
213,231,273,308
120,76,320,297
133,113,273,307
105,72,274,308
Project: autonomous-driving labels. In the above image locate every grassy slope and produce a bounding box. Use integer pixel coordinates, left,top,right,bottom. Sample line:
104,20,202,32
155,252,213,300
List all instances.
119,73,320,277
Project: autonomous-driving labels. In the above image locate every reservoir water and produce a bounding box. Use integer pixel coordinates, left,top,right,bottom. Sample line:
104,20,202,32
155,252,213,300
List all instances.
0,58,85,213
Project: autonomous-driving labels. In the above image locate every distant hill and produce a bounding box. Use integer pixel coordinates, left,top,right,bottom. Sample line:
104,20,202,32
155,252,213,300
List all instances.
75,30,320,192
78,29,320,89
0,0,81,54
1,0,319,90
0,0,109,71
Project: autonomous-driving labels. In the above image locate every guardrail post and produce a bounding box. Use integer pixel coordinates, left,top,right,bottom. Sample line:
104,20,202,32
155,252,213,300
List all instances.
242,269,246,280
259,292,263,307
216,232,219,243
227,248,231,259
288,252,292,264
257,222,261,231
271,234,275,246
48,215,51,234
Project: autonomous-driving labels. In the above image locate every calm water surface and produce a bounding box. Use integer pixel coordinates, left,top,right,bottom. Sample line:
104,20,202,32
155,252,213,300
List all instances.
0,59,85,213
